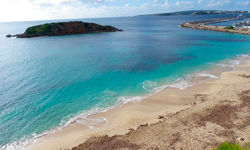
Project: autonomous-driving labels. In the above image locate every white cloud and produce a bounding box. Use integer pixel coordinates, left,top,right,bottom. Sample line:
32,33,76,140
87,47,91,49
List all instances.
1,0,250,22
238,2,250,7
175,1,181,7
174,1,193,9
163,0,170,7
0,0,47,22
141,3,149,7
207,0,232,7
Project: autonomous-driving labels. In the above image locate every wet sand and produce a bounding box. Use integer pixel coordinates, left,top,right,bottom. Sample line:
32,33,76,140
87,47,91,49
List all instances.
29,56,250,150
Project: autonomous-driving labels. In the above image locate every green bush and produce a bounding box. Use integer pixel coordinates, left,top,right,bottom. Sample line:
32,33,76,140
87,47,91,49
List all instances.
26,24,53,35
226,26,234,29
214,142,244,150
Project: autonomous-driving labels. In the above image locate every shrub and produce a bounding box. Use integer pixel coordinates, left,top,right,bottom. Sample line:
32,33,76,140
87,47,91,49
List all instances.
213,142,244,150
226,26,234,29
25,24,53,35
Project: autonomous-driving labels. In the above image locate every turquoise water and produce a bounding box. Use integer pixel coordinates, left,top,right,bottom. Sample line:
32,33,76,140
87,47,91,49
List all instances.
1,14,250,149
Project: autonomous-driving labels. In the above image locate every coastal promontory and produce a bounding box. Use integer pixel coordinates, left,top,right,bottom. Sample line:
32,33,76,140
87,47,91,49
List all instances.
7,21,123,38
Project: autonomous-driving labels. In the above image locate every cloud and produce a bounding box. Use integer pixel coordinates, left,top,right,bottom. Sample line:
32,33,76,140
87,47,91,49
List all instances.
238,1,250,6
207,0,231,7
175,1,193,8
153,0,193,9
37,2,55,7
1,0,250,22
30,0,122,6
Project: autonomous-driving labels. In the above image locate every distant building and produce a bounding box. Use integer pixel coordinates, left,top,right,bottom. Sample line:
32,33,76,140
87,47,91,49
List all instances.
237,14,245,20
248,10,250,13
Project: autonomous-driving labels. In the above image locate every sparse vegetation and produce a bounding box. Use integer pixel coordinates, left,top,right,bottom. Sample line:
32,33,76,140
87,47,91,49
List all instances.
26,23,53,35
213,142,244,150
243,142,250,150
226,26,234,29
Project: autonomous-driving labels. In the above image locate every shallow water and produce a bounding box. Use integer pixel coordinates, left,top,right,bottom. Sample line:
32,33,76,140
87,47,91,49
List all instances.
1,14,250,149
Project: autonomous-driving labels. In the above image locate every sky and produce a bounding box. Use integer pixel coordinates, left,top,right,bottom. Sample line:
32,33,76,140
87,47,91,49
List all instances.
0,0,249,22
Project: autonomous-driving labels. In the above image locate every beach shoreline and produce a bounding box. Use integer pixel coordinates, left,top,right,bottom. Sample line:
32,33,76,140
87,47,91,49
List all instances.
23,54,250,150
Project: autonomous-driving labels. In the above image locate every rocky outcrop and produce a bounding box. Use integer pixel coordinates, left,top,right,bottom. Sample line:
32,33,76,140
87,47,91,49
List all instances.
7,21,123,38
6,34,12,38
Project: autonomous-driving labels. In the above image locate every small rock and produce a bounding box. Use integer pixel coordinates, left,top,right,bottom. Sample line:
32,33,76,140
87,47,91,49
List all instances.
237,137,245,142
6,34,12,38
158,115,164,119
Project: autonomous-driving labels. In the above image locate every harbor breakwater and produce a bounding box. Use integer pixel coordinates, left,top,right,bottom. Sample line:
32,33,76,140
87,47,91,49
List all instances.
181,16,250,35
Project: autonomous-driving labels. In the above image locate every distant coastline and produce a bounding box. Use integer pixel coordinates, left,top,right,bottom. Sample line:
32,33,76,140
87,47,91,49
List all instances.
142,10,250,16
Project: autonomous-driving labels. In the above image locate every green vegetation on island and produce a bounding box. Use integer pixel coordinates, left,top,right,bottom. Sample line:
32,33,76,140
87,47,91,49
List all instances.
213,143,244,150
25,23,55,35
225,26,234,29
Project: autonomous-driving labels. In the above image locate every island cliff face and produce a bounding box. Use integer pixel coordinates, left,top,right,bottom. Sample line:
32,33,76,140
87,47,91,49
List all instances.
7,21,123,38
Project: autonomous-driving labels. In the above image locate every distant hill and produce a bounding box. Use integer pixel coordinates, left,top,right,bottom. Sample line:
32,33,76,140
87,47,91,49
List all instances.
143,10,249,16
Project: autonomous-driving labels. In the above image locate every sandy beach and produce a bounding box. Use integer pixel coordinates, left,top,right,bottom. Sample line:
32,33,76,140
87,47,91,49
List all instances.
29,56,250,150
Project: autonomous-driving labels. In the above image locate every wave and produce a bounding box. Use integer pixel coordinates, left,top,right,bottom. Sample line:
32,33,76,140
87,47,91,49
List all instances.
77,116,108,129
1,54,249,150
208,54,248,70
142,80,159,92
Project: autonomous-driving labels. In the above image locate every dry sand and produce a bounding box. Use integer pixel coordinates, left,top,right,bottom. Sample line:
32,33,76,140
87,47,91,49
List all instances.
29,56,250,150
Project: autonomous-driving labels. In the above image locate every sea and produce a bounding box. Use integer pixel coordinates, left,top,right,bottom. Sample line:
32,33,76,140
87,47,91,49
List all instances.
1,14,250,149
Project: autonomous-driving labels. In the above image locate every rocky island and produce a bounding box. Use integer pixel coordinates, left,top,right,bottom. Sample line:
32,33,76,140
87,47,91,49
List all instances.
6,21,123,38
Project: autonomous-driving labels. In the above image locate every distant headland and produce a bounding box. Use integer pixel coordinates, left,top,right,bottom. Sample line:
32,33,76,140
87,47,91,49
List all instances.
6,21,123,38
142,10,250,16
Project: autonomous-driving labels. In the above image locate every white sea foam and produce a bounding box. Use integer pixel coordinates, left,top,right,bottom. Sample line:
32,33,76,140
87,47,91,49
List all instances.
77,116,108,129
194,73,219,79
1,135,39,150
118,95,147,104
142,80,159,92
2,54,249,150
169,78,195,90
209,54,248,69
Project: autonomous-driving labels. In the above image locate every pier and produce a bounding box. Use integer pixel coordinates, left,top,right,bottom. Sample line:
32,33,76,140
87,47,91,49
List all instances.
181,16,250,35
186,16,250,25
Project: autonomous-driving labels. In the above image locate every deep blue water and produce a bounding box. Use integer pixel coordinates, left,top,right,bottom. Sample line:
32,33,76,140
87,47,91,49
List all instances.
1,14,250,149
